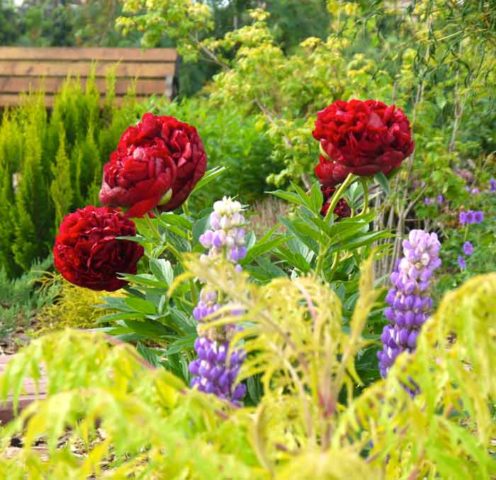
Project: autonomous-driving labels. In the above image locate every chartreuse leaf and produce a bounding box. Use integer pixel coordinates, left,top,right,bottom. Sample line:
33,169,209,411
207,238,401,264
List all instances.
270,189,306,207
308,181,324,213
328,231,391,255
275,245,312,273
123,296,157,315
280,217,322,250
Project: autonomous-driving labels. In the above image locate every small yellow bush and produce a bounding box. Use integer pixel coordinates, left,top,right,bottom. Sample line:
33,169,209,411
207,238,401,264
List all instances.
34,276,121,335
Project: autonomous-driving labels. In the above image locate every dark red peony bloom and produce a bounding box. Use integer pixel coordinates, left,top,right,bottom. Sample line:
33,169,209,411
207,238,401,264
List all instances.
313,99,414,177
99,113,207,217
53,206,144,291
314,156,350,187
320,186,351,218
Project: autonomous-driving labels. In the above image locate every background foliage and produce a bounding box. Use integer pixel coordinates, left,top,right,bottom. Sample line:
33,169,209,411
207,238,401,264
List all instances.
120,0,496,279
0,258,57,342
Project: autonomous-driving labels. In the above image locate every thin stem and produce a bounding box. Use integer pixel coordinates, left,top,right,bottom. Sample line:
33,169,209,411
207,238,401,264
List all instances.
360,178,370,215
323,173,356,223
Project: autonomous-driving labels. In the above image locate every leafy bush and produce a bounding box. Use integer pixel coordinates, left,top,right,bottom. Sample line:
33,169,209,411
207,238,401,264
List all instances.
0,77,147,277
0,264,493,478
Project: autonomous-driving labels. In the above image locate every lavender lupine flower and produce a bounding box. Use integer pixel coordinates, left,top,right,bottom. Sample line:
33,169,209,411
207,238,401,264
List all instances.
199,197,247,264
377,230,441,377
457,255,467,270
436,195,444,205
190,197,248,404
193,289,220,322
189,337,246,402
462,241,474,256
490,178,496,192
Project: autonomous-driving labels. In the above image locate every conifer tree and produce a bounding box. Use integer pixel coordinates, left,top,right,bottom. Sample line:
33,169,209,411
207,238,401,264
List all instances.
0,163,19,277
81,127,101,203
12,110,49,270
50,128,72,228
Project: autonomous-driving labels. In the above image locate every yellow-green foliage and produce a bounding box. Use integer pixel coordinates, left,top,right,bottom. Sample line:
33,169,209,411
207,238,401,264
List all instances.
0,260,494,478
35,278,121,335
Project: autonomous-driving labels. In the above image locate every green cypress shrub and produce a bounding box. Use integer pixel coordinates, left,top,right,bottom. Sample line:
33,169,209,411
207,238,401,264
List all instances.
0,164,19,277
50,128,72,228
12,103,50,270
0,113,23,277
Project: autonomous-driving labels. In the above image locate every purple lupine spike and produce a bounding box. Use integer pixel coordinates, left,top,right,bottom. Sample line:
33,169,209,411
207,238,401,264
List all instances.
189,197,248,404
377,230,441,378
189,337,246,404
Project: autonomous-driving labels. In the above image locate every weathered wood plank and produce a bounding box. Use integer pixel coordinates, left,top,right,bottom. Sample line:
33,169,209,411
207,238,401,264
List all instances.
0,93,168,108
0,77,170,95
0,47,177,62
0,61,175,78
0,355,47,424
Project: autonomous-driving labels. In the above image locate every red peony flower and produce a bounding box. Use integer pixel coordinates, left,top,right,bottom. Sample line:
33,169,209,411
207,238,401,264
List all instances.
99,113,207,217
314,156,350,187
53,206,144,291
320,186,351,218
313,99,414,177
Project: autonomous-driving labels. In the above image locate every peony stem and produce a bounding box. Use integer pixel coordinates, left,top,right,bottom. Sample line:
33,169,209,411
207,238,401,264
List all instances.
323,173,356,224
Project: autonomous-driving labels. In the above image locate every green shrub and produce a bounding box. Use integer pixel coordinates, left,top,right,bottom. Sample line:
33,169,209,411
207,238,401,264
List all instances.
0,77,147,277
0,258,57,341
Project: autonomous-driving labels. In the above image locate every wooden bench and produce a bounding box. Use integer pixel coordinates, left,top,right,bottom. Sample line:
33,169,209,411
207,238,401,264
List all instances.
0,354,47,424
0,47,179,107
0,335,155,424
